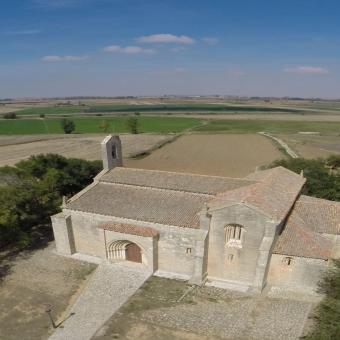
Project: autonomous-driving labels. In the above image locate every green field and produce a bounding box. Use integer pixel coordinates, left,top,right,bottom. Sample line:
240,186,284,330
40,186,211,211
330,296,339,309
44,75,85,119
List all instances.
1,117,340,135
14,104,300,116
0,116,201,135
195,119,340,134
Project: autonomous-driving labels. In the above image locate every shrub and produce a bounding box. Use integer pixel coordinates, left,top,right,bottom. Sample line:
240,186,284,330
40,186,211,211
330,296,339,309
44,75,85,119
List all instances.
61,118,75,134
39,113,45,118
126,117,139,134
3,112,17,119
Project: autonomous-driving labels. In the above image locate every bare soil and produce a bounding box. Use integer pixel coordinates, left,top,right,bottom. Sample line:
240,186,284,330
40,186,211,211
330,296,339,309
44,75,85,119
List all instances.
277,134,340,159
126,134,283,177
0,134,173,167
0,242,96,340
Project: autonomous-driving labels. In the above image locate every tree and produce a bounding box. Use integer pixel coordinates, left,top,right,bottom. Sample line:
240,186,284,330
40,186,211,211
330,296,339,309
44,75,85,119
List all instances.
16,154,102,196
99,120,112,133
3,112,17,119
0,155,102,249
61,118,75,134
126,117,139,134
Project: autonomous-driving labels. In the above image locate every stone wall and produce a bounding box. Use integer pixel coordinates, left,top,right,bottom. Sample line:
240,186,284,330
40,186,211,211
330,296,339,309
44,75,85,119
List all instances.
207,204,278,290
58,209,203,280
267,254,328,292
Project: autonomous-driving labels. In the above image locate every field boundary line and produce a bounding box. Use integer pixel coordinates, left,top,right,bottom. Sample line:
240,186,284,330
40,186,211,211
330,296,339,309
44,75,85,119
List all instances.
258,132,299,158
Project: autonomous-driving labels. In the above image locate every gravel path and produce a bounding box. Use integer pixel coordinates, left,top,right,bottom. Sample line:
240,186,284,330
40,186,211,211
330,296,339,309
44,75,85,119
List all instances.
49,262,150,340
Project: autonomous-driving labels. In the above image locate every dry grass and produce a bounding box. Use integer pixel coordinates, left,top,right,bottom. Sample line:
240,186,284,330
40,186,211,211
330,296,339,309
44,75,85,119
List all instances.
277,134,340,159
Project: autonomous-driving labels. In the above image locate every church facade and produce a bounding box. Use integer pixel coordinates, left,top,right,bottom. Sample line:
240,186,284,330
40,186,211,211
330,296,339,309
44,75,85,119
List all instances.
51,135,340,293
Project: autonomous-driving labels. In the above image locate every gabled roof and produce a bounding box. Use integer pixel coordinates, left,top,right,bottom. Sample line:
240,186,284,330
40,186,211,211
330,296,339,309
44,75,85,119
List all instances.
208,167,306,222
273,208,333,260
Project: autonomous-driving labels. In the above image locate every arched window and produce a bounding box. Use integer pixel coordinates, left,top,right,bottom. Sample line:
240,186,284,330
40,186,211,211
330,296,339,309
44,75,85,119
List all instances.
111,145,117,159
225,224,243,248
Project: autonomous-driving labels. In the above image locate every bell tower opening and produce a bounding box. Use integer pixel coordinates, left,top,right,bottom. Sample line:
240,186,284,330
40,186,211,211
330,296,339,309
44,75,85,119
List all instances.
101,135,123,170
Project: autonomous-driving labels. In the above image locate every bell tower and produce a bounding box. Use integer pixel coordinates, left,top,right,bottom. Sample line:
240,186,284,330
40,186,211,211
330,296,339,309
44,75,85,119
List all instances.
101,135,123,170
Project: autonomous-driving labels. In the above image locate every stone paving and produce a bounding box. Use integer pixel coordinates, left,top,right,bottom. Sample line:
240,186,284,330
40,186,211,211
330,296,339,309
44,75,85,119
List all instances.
132,285,312,340
48,262,150,340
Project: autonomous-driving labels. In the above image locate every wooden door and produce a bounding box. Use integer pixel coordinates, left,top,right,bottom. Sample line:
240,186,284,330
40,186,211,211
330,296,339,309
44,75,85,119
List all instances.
125,243,142,263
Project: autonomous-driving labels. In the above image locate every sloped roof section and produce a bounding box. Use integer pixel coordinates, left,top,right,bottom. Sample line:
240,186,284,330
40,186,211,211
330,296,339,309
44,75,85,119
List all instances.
100,167,254,195
209,167,306,222
66,182,212,228
273,210,333,260
98,223,158,237
292,195,340,235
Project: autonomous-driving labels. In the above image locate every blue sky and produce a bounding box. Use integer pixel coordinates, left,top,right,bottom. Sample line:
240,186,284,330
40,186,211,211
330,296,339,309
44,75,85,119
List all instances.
1,0,339,98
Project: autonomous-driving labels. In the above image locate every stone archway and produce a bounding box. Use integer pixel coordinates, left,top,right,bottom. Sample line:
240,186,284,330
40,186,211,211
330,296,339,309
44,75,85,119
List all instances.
107,240,142,263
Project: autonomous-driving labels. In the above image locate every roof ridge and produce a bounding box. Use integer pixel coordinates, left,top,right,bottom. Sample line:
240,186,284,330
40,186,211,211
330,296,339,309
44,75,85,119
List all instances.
99,181,215,198
111,166,252,181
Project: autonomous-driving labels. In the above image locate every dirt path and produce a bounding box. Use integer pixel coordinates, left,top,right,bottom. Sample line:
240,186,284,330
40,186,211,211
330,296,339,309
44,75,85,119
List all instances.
259,132,299,158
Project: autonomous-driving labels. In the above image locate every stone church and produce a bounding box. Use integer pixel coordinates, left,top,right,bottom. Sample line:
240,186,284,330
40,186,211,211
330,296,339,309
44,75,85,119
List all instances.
51,135,340,293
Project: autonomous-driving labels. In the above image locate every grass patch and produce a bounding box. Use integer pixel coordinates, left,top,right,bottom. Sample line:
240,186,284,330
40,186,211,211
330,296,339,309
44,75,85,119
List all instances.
195,119,340,134
0,116,201,135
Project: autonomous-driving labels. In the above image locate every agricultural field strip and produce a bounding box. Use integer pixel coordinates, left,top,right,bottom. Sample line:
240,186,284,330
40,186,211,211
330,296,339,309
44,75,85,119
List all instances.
13,103,305,116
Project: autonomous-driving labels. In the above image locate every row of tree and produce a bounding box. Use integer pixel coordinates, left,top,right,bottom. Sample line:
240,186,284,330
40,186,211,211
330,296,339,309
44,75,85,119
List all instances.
61,117,140,134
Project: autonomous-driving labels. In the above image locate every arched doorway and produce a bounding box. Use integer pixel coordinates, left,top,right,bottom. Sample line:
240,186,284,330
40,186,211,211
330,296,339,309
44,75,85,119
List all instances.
107,240,142,263
126,243,142,263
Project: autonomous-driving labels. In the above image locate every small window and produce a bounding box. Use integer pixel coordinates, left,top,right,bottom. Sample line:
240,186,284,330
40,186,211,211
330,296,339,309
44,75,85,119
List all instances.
225,224,243,248
283,257,293,266
186,248,192,254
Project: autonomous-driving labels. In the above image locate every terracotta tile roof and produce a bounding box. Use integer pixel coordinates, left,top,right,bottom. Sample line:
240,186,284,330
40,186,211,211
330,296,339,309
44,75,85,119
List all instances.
292,195,340,235
273,209,333,260
98,222,158,237
209,167,306,222
100,167,254,195
66,182,212,228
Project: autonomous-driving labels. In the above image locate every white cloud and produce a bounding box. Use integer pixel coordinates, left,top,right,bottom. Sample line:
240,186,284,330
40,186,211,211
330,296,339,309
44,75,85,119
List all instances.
170,46,187,53
202,37,219,45
284,66,329,75
3,29,41,35
137,34,195,45
103,45,156,54
42,55,89,62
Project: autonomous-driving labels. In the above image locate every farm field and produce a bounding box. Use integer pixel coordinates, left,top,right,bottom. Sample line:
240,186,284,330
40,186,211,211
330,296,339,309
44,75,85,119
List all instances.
0,134,172,166
276,134,340,158
13,103,301,116
126,134,283,177
2,116,340,136
0,116,201,135
195,119,340,134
